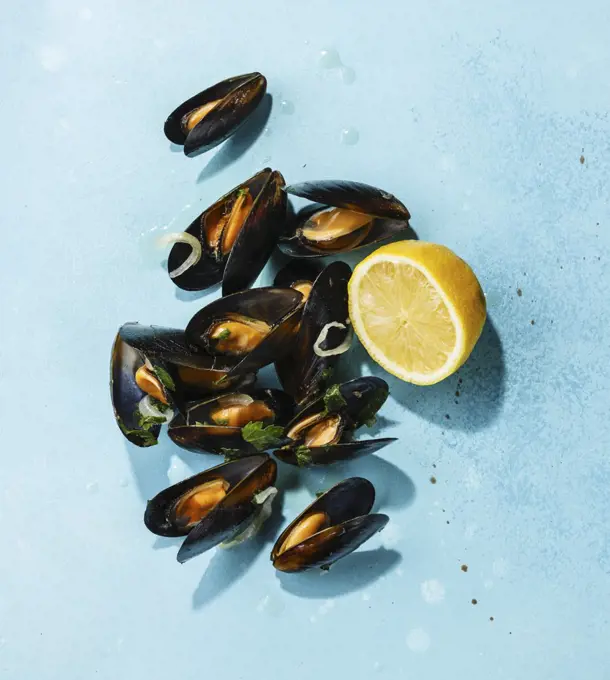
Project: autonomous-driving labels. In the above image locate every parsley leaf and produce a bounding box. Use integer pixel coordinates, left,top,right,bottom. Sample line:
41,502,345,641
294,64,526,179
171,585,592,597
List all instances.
323,384,347,413
241,421,284,451
295,445,313,467
118,421,158,447
216,329,231,341
221,448,243,461
152,365,175,392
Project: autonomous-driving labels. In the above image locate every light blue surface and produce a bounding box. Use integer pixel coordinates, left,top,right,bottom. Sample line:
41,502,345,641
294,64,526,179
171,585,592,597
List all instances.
2,1,610,678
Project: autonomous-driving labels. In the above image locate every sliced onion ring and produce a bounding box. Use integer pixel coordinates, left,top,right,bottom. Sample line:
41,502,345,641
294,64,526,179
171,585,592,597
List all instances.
157,232,202,279
138,395,174,423
221,486,278,548
313,321,353,357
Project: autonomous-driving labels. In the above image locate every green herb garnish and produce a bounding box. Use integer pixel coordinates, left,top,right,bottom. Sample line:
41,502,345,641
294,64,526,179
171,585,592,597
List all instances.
241,421,284,451
320,367,334,383
216,329,231,341
323,384,347,413
295,445,313,467
152,365,175,392
118,420,158,447
221,448,243,461
213,418,230,426
214,374,229,385
355,387,388,428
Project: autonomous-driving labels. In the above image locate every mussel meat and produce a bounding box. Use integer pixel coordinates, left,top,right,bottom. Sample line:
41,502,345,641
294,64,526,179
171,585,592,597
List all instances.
275,377,396,466
110,323,217,447
186,287,303,375
167,169,287,294
145,455,277,562
168,388,294,456
279,180,411,257
164,72,267,157
275,261,351,405
271,477,388,572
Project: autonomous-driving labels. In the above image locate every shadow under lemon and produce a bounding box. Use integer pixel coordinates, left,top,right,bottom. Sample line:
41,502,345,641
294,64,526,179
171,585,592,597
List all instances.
341,316,505,432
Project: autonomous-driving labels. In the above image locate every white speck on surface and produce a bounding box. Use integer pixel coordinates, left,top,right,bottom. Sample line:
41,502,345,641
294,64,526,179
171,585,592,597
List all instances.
257,595,270,613
373,661,383,672
280,100,295,115
261,155,272,164
420,579,445,604
396,567,404,577
167,455,193,486
362,591,372,602
381,520,401,548
118,478,129,488
340,127,359,145
493,558,509,578
465,466,482,489
263,126,272,137
78,7,93,20
317,599,335,617
86,482,99,494
256,594,285,616
406,628,431,653
40,46,66,72
465,523,478,540
445,433,458,448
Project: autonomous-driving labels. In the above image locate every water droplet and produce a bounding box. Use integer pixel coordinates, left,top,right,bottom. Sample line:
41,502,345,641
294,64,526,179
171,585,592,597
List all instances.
319,48,342,69
406,628,431,653
86,481,99,494
373,661,383,673
167,455,193,486
137,225,172,271
263,127,272,137
261,155,272,164
280,99,295,115
420,579,445,604
119,478,129,488
340,66,356,85
445,434,458,448
340,127,359,146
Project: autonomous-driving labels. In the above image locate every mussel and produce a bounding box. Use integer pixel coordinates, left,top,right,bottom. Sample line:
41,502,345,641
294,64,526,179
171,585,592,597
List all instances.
110,323,217,447
164,72,267,156
271,477,388,572
279,180,411,257
275,261,351,405
145,455,277,562
186,287,303,375
168,169,287,294
275,377,396,466
168,388,294,456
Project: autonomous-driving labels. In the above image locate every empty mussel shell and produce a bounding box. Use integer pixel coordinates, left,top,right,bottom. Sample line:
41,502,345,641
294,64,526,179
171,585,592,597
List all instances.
110,323,214,447
279,180,411,257
275,377,395,466
145,454,277,563
275,261,351,405
168,168,287,294
186,287,304,375
271,477,388,572
164,72,267,156
168,388,294,456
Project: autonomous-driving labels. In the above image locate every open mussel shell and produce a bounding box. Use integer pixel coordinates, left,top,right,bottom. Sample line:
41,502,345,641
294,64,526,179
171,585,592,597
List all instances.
271,477,388,572
110,323,210,447
275,262,351,405
276,376,392,465
144,455,277,562
279,180,411,257
164,72,267,156
186,287,303,375
168,168,287,293
168,388,294,456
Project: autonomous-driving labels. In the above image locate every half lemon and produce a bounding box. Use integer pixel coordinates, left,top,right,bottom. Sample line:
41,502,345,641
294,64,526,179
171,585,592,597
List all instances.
348,241,486,385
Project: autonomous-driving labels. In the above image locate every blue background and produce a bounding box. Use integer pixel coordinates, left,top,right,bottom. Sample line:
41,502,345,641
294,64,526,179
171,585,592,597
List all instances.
1,1,609,678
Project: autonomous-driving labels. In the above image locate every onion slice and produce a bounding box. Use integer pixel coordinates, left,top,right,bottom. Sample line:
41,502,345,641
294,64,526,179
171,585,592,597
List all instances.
221,486,278,548
313,321,353,357
157,232,202,279
138,395,174,423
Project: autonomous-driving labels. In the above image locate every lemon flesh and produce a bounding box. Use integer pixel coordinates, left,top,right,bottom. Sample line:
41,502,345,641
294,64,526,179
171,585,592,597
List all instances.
348,241,486,385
